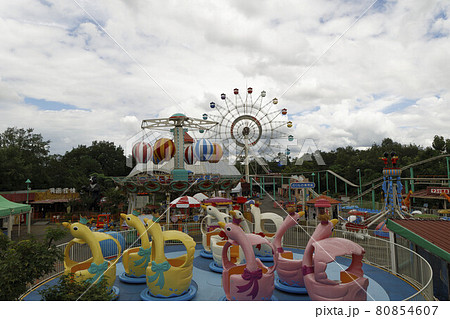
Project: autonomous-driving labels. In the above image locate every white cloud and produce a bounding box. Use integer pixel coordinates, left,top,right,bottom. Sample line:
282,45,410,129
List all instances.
0,0,449,156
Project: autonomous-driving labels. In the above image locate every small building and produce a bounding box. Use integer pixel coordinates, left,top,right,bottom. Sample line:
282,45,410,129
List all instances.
0,188,80,220
306,195,341,220
386,219,450,301
409,186,450,213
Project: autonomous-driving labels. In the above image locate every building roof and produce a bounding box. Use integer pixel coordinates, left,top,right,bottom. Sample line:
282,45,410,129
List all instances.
410,189,448,200
306,194,341,205
32,199,71,204
0,192,36,203
386,219,450,262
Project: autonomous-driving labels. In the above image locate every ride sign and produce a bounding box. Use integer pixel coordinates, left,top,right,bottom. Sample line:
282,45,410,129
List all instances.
290,182,315,189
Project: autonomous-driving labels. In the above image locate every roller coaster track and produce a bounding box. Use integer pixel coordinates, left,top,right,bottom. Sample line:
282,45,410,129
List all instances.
348,154,450,201
325,170,359,187
253,154,448,201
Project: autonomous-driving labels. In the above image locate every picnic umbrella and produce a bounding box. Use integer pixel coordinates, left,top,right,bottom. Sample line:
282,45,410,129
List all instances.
170,196,201,208
168,196,201,223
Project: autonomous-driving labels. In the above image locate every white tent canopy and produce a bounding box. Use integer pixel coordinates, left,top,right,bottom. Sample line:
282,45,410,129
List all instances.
127,158,241,178
193,193,209,202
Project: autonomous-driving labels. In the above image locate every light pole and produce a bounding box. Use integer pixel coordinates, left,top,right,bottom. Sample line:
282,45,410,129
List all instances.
356,169,362,206
25,179,31,204
25,179,32,235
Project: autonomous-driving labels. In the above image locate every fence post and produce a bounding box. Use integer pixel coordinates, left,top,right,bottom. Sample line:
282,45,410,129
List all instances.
389,230,397,274
273,177,276,201
410,167,415,204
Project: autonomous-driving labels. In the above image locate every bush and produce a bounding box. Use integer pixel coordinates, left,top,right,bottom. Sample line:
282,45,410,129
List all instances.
39,273,113,301
0,226,66,300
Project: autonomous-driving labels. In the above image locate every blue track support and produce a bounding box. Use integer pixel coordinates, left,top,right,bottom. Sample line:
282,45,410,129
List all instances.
396,177,403,208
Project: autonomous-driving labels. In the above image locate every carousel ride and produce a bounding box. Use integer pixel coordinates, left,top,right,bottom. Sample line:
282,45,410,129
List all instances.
108,88,368,300
119,211,152,283
139,215,197,301
118,212,197,301
272,207,307,293
62,218,123,299
248,202,283,260
218,214,279,301
303,199,369,301
111,113,242,220
209,209,249,272
200,204,231,258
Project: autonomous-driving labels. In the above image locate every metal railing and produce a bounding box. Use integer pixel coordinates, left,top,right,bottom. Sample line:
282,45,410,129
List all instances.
23,221,434,301
279,225,433,301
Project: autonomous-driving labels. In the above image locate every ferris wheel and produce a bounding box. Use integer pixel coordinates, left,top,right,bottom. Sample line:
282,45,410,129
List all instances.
204,87,293,181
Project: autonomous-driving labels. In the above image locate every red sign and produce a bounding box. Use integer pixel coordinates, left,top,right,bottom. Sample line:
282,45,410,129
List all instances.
427,187,450,195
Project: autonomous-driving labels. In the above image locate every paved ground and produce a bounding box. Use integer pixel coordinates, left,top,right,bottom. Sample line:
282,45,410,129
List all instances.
8,221,72,245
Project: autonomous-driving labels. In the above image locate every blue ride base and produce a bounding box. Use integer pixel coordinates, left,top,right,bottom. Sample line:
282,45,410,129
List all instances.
119,272,147,284
274,277,308,294
140,281,198,301
110,286,120,301
200,250,213,259
255,254,273,262
208,261,223,273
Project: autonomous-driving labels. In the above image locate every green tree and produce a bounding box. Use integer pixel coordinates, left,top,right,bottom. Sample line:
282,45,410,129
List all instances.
101,187,127,217
88,141,130,176
432,135,446,152
39,273,113,301
0,127,51,191
0,226,67,300
55,141,130,190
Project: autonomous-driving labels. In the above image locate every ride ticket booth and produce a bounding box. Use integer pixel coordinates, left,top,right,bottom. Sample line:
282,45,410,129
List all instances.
307,195,341,221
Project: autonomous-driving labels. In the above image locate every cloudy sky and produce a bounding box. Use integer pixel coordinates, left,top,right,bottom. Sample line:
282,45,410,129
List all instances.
1,0,449,157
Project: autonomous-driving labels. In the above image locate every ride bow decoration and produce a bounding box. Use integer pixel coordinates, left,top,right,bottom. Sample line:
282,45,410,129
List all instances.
237,268,263,299
134,246,152,268
87,260,109,283
147,260,171,289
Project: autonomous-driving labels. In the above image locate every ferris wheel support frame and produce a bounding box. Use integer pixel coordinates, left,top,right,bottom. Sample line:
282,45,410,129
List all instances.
244,136,250,183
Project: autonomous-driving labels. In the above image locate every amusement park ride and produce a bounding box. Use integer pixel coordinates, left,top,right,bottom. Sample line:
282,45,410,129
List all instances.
205,87,293,182
344,152,414,236
140,113,217,182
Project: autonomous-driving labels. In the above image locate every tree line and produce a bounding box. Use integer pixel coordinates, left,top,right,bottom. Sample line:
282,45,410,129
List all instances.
0,127,131,192
1,127,449,198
